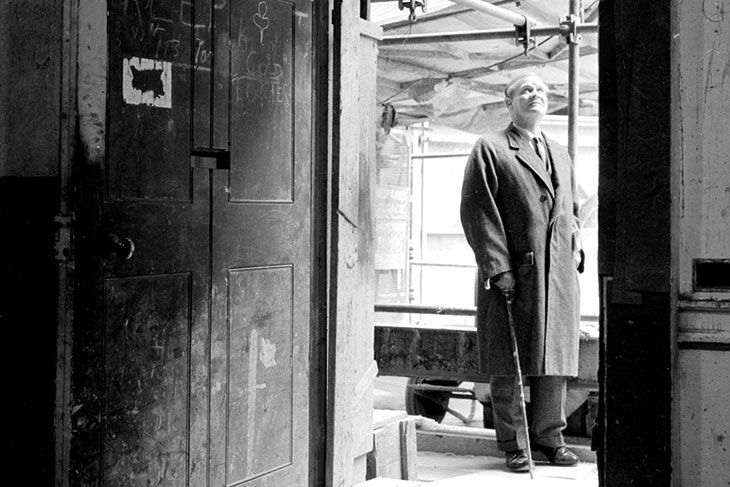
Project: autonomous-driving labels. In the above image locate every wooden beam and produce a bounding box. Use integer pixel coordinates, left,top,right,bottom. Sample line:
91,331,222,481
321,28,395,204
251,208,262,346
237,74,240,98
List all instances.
374,324,599,387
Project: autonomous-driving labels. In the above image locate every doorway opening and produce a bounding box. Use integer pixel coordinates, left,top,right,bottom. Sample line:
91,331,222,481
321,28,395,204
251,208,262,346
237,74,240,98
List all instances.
369,1,599,483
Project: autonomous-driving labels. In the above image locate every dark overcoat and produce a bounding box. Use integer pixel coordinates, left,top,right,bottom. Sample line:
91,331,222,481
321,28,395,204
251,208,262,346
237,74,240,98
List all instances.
460,123,582,377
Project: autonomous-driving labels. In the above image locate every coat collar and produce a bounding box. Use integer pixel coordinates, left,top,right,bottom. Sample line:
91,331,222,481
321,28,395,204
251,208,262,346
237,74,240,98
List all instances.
505,123,555,197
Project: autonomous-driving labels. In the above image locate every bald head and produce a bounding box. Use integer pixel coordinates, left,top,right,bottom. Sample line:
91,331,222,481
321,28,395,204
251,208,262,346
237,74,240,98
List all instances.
503,73,549,131
504,72,545,98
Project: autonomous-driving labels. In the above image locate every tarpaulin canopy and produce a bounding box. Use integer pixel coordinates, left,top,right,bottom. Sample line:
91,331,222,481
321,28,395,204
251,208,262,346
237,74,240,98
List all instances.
371,0,599,135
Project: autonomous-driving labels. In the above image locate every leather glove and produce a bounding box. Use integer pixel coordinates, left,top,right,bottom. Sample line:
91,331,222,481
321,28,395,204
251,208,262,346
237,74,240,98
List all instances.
488,270,516,293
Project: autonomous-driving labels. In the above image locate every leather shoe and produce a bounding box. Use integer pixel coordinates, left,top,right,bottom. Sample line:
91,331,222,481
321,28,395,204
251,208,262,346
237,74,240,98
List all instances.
505,450,531,472
531,444,580,466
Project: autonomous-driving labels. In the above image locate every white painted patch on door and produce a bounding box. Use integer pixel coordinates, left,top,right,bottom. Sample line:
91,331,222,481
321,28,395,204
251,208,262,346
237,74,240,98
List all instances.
122,57,172,108
259,337,277,368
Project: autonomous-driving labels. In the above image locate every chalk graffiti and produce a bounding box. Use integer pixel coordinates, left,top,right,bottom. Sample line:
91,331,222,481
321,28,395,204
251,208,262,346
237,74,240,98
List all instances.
124,0,228,30
122,0,217,69
231,76,291,111
253,2,270,43
119,0,294,109
232,16,292,111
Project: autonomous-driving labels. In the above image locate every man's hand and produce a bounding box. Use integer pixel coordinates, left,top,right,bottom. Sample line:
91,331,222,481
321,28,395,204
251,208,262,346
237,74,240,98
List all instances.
489,271,516,293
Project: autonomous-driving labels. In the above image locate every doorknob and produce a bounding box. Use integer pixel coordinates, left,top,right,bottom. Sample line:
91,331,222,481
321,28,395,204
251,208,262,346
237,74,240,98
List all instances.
104,233,135,261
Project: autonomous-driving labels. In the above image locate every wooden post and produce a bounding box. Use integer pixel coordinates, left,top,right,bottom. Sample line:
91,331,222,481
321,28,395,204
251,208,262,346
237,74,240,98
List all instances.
328,2,383,485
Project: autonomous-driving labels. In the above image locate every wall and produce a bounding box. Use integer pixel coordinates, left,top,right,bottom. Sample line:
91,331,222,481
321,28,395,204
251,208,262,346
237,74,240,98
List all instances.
0,1,61,178
673,0,730,483
0,1,63,485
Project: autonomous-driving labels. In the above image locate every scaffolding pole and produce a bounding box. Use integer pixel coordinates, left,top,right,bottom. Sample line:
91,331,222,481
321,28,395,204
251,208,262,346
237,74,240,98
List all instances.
380,23,598,46
568,0,581,162
447,0,534,27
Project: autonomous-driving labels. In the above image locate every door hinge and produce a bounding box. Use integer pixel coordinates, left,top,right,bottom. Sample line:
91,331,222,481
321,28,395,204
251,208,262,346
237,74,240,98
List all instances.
54,214,75,262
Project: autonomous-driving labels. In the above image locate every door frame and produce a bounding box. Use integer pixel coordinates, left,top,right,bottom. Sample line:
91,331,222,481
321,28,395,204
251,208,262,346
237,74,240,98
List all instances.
309,0,332,485
597,0,673,485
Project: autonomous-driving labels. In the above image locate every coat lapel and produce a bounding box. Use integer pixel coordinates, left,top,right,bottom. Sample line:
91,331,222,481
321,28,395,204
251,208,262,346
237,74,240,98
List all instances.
505,124,555,198
544,136,571,224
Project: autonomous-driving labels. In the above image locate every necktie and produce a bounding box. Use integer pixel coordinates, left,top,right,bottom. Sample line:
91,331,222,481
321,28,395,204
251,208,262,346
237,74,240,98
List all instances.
533,137,550,173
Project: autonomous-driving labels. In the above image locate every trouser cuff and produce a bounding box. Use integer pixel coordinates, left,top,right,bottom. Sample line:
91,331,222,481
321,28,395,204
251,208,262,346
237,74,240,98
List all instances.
497,438,522,452
530,434,565,449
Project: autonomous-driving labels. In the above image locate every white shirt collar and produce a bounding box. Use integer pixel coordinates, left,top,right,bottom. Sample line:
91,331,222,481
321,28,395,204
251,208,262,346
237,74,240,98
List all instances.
512,123,543,142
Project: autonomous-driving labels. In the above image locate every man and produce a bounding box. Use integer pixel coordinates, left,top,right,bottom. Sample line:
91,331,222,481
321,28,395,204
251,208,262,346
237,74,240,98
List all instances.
460,72,584,472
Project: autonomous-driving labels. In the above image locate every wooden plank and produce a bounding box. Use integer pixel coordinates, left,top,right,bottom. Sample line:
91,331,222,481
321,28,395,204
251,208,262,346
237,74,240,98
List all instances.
329,10,383,486
366,416,418,481
374,325,599,386
676,0,730,298
374,325,486,382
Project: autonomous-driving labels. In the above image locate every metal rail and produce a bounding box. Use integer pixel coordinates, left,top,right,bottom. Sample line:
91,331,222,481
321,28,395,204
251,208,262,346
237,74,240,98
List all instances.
375,303,477,316
409,261,476,269
374,303,599,323
380,23,598,46
447,0,534,27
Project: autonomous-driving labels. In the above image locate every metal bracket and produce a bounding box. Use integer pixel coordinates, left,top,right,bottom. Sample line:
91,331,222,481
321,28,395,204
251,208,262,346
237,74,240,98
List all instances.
398,0,427,22
514,18,535,55
560,14,582,45
54,214,75,262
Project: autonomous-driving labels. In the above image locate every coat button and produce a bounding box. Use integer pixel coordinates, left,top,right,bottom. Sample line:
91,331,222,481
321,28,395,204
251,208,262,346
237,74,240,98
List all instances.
539,195,547,202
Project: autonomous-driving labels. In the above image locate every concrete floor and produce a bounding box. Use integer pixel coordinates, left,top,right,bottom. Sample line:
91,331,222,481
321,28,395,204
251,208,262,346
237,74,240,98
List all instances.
374,376,599,486
419,451,598,485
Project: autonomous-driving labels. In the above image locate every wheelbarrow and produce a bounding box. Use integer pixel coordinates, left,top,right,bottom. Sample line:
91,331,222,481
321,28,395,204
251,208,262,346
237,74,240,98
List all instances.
373,303,599,437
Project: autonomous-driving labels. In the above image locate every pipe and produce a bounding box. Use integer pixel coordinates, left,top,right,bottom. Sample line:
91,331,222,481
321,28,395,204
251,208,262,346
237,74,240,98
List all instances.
380,23,599,46
447,0,535,27
374,303,477,316
566,5,580,160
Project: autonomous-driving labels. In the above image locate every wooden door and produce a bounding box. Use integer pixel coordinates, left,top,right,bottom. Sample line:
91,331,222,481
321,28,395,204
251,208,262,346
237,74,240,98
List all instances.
208,0,313,485
71,1,314,485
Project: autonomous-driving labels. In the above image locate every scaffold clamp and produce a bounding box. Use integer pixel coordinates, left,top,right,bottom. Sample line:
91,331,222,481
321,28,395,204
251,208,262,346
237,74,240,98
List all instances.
514,17,535,55
560,14,582,44
398,0,428,22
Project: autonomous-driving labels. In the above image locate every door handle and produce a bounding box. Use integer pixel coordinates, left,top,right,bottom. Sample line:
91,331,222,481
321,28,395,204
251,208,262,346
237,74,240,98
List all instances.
104,233,135,261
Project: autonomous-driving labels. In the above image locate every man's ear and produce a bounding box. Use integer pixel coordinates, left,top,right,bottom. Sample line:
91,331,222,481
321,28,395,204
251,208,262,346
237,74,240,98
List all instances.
504,97,512,109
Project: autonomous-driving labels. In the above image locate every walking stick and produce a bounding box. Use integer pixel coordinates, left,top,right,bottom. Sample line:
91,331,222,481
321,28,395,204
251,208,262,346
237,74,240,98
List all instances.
504,289,534,478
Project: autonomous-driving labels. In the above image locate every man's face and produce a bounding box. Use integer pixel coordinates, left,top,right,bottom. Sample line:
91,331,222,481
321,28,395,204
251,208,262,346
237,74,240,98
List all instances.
505,75,549,125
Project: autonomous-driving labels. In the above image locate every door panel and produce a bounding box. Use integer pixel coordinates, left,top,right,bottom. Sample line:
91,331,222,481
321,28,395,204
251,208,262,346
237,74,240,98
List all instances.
226,266,294,481
209,1,312,485
108,0,194,201
229,0,295,202
103,274,192,486
72,1,314,486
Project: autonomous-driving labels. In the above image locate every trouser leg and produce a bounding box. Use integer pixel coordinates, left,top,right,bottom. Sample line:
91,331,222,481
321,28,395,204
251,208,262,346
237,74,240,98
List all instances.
489,375,525,452
528,375,567,449
490,375,567,452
